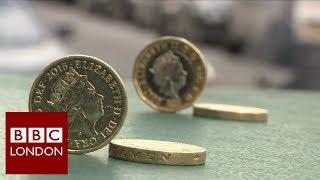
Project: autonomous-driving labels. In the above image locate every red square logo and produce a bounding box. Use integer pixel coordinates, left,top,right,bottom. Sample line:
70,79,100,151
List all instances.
6,112,68,174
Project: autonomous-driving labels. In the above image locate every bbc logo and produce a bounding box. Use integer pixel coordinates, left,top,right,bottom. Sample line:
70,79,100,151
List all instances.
10,127,62,143
6,112,68,174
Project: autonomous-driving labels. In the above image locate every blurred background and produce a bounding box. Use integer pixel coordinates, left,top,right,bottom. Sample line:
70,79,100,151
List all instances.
1,0,320,90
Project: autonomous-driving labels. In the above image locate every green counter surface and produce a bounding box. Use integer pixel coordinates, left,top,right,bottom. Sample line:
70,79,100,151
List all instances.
1,74,320,179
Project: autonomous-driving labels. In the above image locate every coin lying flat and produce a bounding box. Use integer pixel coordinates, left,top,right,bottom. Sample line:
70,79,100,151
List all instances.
133,36,207,112
29,55,127,153
109,139,206,165
193,103,268,122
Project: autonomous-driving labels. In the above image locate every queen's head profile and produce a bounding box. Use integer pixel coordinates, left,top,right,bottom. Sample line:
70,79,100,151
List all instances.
150,50,188,100
48,67,105,139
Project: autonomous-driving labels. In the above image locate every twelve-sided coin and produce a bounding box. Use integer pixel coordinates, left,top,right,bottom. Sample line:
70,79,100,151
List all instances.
193,103,268,122
133,36,207,112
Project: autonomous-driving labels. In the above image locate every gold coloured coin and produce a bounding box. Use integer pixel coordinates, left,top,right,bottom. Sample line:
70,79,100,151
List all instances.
109,139,206,165
29,55,127,153
193,103,268,122
133,36,207,112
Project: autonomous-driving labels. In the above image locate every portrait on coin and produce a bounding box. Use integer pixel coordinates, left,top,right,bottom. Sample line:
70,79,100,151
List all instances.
47,67,105,139
149,50,188,102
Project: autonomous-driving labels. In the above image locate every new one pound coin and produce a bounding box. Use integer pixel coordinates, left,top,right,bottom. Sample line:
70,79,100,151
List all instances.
133,36,207,112
193,103,268,122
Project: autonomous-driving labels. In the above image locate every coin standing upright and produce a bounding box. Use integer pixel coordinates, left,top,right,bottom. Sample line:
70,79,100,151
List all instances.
133,36,207,112
29,55,127,154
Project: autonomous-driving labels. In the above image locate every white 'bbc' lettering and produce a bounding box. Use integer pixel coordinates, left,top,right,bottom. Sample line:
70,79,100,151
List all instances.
10,127,63,143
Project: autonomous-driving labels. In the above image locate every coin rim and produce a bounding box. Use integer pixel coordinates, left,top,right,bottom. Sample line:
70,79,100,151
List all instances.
133,36,207,112
194,103,268,113
110,139,207,153
28,54,128,154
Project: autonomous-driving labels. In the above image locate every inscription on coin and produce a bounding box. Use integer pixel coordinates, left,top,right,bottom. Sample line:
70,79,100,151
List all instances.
133,36,207,112
110,146,171,163
29,55,127,153
109,139,206,165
